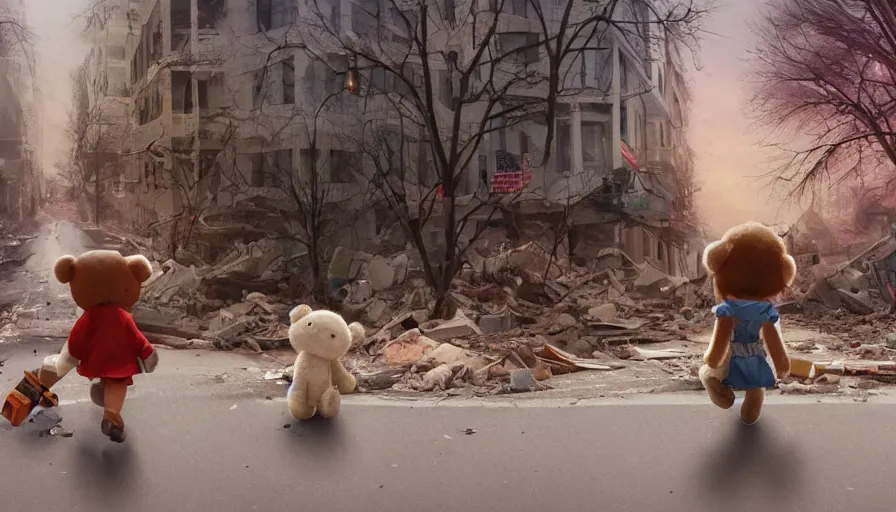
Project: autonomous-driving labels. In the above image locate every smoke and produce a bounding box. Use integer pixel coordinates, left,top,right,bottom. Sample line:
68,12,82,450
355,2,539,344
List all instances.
26,0,89,177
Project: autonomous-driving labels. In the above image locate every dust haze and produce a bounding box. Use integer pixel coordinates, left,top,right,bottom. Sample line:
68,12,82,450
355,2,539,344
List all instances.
690,0,804,234
27,0,88,177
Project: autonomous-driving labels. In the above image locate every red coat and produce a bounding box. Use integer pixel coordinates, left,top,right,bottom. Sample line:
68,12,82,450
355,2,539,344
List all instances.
66,304,155,385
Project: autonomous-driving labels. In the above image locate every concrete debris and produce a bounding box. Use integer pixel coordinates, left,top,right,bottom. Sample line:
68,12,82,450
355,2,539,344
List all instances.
381,329,439,368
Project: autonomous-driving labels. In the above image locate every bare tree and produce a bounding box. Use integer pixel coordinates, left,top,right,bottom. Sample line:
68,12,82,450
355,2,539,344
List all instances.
291,0,705,317
752,0,896,197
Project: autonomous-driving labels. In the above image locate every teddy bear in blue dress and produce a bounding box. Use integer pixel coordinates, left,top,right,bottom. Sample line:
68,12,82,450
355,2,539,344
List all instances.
699,221,796,425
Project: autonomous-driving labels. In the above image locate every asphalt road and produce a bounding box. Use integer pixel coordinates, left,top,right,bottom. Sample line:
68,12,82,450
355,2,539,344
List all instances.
1,376,895,512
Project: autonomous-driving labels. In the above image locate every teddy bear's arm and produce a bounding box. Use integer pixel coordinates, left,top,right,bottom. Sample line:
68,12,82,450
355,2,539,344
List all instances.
330,360,358,394
704,317,735,368
760,322,790,377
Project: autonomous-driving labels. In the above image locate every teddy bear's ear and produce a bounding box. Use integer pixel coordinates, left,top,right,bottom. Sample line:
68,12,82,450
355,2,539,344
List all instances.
781,254,797,287
126,255,153,283
54,255,77,284
702,240,731,274
348,322,365,345
289,305,313,324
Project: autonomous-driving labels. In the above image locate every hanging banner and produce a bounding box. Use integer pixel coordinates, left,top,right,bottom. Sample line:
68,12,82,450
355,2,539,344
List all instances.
621,141,639,170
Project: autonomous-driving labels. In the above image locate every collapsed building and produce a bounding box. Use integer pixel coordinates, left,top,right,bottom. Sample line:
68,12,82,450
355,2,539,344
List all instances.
79,0,703,278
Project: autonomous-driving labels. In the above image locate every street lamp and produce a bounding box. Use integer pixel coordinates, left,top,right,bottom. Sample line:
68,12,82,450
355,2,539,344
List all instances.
344,67,359,94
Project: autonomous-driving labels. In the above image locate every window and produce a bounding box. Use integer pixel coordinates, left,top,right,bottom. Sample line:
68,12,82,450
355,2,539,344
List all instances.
619,53,628,92
329,150,359,183
556,123,571,172
282,57,295,104
300,148,321,177
257,0,294,31
197,0,226,30
198,150,219,180
509,0,526,16
439,69,453,108
499,33,539,66
351,0,379,33
272,149,293,181
252,69,266,108
620,102,628,144
581,122,605,165
108,46,126,61
642,229,653,259
250,150,290,187
443,0,456,24
197,79,209,109
171,0,190,30
171,71,192,113
657,240,666,262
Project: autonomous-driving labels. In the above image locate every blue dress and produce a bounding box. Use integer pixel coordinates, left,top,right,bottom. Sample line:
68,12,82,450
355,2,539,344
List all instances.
712,299,779,390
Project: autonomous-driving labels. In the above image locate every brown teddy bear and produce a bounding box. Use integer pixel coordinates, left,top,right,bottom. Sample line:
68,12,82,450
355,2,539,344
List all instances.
286,305,361,420
38,250,158,442
699,221,796,425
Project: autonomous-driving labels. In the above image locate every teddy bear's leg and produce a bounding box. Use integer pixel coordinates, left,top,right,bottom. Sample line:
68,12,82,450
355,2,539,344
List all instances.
317,387,341,419
100,378,128,443
698,364,735,409
741,388,764,425
89,380,105,407
287,380,315,420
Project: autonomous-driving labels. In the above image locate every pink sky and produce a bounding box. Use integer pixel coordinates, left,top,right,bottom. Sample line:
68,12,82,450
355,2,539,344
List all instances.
689,0,805,234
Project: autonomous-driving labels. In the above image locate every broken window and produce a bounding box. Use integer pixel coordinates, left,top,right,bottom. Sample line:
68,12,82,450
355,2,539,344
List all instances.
257,0,295,31
198,0,226,30
171,71,193,114
281,57,295,104
252,69,266,108
329,150,359,183
619,53,629,92
171,0,190,30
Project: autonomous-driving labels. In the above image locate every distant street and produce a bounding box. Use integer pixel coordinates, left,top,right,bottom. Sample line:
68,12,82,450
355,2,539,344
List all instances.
2,369,896,512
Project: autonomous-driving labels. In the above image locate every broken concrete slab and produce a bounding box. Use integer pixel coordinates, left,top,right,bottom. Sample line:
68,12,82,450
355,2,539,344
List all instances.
424,312,482,341
478,310,514,334
587,303,617,323
381,329,439,367
366,257,396,291
835,288,874,315
420,343,468,367
547,313,577,334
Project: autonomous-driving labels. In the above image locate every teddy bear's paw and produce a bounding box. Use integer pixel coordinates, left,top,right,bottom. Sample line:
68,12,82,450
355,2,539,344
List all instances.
699,371,735,410
317,387,341,419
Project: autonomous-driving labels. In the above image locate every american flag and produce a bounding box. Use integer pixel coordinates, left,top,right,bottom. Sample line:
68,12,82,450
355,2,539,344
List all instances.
490,150,532,194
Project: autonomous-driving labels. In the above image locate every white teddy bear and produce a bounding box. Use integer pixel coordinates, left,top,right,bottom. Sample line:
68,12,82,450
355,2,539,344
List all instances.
286,304,363,420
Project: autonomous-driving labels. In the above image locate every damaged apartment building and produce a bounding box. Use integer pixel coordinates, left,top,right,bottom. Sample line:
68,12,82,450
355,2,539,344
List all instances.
0,0,42,222
81,0,700,274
